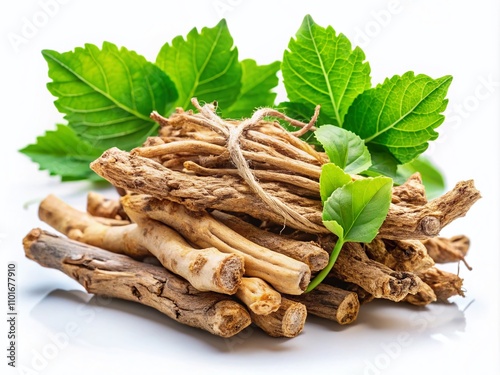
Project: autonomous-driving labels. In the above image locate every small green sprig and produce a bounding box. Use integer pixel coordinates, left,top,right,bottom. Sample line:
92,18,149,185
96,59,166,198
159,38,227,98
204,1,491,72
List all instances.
307,164,392,291
306,128,392,292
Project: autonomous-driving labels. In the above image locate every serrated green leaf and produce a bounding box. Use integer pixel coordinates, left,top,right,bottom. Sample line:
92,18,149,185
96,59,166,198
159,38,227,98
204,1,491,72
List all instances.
223,59,280,118
344,72,452,164
322,177,392,243
156,19,242,111
319,163,352,202
282,15,371,127
19,124,103,181
315,125,371,174
43,42,177,150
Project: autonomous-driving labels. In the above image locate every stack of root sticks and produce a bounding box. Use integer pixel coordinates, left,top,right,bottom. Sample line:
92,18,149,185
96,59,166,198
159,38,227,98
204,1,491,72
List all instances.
23,100,481,338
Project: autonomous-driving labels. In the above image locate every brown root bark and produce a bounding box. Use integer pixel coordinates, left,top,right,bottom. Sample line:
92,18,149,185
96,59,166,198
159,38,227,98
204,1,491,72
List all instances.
286,284,360,325
363,238,435,272
183,161,320,197
39,195,244,295
121,194,311,295
416,267,465,302
327,241,422,302
90,148,480,240
422,235,471,270
235,277,281,315
211,210,329,272
403,282,437,306
91,147,325,234
250,297,307,338
391,173,428,206
324,279,375,304
22,229,251,338
380,180,481,240
87,191,128,221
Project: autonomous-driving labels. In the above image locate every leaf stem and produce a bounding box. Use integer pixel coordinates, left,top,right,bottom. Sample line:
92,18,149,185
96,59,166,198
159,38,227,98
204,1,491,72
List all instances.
305,238,344,292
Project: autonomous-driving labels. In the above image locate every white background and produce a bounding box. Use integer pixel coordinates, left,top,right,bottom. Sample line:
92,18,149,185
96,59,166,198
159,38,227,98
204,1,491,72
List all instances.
1,1,499,374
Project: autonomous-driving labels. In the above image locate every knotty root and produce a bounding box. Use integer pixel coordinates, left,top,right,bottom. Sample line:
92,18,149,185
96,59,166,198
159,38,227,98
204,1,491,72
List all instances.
250,297,307,338
39,195,244,295
235,277,281,315
24,101,481,338
87,191,129,221
90,148,480,240
422,235,472,270
121,194,311,295
23,229,251,338
364,238,435,272
416,267,465,302
318,239,421,302
287,283,360,324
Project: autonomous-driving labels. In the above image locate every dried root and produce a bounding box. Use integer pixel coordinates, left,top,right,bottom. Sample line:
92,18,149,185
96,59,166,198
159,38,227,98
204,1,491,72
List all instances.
364,238,435,272
236,277,281,315
90,147,480,240
287,284,359,325
211,210,329,272
23,229,251,338
23,101,480,338
39,195,244,295
121,194,310,295
416,267,465,302
332,242,421,302
250,297,307,338
422,235,472,270
87,191,128,221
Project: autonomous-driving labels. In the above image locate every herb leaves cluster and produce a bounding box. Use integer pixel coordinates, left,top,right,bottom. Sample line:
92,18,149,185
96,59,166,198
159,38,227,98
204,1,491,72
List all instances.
21,19,280,181
20,15,453,289
21,15,450,189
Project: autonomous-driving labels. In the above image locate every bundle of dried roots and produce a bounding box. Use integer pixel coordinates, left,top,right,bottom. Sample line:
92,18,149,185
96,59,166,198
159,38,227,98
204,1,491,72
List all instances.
23,99,480,338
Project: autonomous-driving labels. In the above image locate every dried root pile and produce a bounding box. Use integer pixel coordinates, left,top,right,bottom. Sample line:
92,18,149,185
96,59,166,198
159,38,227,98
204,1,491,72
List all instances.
23,99,481,338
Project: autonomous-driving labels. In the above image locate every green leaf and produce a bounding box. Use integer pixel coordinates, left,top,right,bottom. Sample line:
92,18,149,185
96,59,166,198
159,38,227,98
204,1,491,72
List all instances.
319,163,352,202
322,220,344,239
43,42,177,150
282,15,371,127
308,175,392,292
362,145,399,179
396,156,446,199
156,19,242,111
322,177,393,243
19,124,103,181
315,125,371,174
223,59,280,118
344,72,452,164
